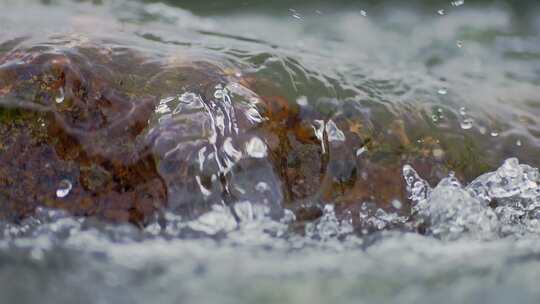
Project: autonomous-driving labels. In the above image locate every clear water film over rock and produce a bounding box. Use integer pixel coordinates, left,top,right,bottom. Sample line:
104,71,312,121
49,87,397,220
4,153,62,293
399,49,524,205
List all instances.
1,0,540,303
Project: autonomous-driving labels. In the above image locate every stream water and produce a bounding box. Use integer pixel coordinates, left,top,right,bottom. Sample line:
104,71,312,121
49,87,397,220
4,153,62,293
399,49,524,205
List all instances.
1,0,540,303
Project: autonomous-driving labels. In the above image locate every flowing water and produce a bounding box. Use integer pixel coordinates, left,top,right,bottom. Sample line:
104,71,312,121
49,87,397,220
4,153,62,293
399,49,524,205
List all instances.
1,0,540,303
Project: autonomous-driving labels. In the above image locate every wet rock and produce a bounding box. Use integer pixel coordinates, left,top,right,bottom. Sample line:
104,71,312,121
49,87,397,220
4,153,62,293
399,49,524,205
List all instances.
1,40,540,230
0,43,286,224
0,48,167,225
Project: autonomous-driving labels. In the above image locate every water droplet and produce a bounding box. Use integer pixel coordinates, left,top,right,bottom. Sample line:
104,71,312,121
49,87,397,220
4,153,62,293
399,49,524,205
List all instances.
456,40,463,48
451,0,465,7
360,10,367,17
245,137,267,158
255,182,270,192
459,107,467,116
460,118,474,130
490,131,499,137
437,9,445,16
438,87,448,95
296,95,308,107
55,87,64,103
56,179,72,198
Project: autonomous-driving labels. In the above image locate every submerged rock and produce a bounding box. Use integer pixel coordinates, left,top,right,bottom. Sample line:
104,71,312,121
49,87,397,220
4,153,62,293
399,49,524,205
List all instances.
1,38,539,230
0,40,289,225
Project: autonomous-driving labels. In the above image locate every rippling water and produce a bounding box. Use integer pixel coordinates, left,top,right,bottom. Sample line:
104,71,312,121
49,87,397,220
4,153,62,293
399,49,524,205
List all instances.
1,0,540,303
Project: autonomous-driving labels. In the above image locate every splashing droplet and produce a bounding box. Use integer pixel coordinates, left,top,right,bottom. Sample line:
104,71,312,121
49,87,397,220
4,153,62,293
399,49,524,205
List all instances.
437,87,448,95
56,179,72,198
55,88,65,104
460,118,474,130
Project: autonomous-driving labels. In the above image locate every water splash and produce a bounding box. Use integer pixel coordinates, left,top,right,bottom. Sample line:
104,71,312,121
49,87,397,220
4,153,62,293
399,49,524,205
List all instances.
403,158,540,239
305,204,353,240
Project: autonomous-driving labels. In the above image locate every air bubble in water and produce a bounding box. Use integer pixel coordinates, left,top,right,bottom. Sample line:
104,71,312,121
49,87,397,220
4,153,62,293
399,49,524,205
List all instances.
391,200,402,210
433,148,444,160
360,10,367,17
456,40,464,48
460,118,473,130
296,96,308,107
56,179,72,198
490,131,499,137
289,9,304,20
479,127,486,135
356,146,367,157
55,88,65,103
437,9,445,16
437,87,448,95
431,114,439,122
245,137,267,158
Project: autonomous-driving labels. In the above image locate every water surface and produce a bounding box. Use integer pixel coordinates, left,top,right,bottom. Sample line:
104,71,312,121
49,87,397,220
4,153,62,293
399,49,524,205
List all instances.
1,0,540,303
